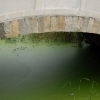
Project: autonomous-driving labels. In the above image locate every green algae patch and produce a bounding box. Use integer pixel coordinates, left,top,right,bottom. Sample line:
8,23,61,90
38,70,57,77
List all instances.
3,32,82,44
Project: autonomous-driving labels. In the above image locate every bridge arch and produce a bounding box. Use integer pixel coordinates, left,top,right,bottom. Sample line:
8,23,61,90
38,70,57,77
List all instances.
0,0,100,39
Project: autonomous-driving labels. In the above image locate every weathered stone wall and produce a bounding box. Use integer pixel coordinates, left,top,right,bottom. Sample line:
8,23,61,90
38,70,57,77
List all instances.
0,16,100,39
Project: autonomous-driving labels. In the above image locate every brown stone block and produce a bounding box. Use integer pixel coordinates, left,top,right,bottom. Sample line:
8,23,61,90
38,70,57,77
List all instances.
38,17,44,33
57,16,65,32
92,19,100,33
51,16,57,32
12,20,20,37
44,16,51,32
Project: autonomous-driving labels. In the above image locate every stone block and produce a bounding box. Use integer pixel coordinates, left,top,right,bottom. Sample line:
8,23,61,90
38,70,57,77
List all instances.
98,20,100,34
0,23,6,39
82,17,89,32
12,20,20,37
38,17,44,33
19,18,27,35
19,17,37,34
77,17,84,31
30,17,38,33
44,16,51,32
50,16,57,32
24,17,33,34
57,16,65,32
92,19,100,33
87,18,94,33
4,21,13,37
72,16,78,32
65,16,73,32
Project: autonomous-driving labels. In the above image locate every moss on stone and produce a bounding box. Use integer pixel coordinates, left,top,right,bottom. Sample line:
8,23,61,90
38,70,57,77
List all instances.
4,32,84,44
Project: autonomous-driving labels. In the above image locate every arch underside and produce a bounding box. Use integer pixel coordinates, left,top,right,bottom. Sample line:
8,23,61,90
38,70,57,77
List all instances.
0,15,100,39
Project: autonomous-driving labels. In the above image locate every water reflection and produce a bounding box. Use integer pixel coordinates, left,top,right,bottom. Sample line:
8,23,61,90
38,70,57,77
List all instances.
0,42,100,100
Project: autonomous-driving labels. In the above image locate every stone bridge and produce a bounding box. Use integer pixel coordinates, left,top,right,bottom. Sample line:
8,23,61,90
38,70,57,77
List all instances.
0,0,100,39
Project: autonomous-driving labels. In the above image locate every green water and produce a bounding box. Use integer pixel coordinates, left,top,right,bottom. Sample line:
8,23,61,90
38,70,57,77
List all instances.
0,40,100,100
